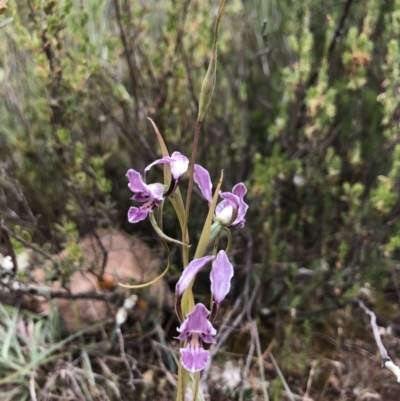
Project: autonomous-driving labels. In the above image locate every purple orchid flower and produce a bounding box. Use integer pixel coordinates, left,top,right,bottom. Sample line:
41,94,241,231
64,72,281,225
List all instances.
175,250,234,372
194,164,248,227
127,152,188,223
176,303,216,373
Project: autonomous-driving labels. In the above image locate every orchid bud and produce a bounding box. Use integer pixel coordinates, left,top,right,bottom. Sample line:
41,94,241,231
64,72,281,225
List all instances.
198,44,217,122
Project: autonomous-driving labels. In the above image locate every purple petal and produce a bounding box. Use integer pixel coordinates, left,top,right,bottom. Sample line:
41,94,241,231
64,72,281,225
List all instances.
144,156,175,173
126,169,148,194
194,164,212,203
210,250,234,304
232,182,247,199
180,346,210,373
127,169,165,204
144,152,189,181
176,255,214,296
127,207,150,224
176,304,216,343
215,200,233,224
170,152,189,180
147,183,165,200
232,183,249,227
132,182,164,202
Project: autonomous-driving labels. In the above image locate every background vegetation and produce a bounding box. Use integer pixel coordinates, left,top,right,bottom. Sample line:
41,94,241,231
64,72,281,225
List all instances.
1,0,400,399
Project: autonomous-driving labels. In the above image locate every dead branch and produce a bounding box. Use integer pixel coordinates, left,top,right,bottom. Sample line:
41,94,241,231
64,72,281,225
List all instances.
5,281,121,303
357,299,400,382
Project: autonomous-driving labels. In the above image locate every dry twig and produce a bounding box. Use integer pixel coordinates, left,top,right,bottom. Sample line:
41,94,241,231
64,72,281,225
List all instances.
357,299,400,382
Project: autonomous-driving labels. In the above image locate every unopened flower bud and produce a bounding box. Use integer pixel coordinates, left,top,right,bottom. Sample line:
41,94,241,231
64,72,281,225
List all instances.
198,44,217,122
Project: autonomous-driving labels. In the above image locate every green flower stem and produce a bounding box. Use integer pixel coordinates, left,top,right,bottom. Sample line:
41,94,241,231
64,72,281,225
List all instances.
183,119,202,256
177,362,189,401
177,5,227,400
222,226,232,254
184,0,227,246
192,371,201,401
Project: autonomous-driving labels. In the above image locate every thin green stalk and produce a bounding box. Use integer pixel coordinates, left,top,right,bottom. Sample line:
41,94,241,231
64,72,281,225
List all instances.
183,119,202,253
177,363,189,401
177,3,227,401
192,371,201,401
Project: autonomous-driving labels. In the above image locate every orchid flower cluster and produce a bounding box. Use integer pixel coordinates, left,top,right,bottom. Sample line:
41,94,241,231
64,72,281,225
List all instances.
123,2,239,397
125,151,248,373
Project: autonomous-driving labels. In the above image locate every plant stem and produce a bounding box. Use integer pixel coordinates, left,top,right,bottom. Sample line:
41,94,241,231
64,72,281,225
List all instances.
184,119,202,251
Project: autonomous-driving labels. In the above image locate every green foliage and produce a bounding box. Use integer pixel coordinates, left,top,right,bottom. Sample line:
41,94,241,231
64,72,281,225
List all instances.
248,0,400,314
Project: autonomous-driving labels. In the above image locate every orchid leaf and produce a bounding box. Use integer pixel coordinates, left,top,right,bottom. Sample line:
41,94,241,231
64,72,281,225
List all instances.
147,118,170,185
169,189,186,231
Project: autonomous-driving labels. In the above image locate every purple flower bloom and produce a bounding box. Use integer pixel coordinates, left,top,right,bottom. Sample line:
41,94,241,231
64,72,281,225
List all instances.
127,152,188,223
176,303,216,372
175,251,234,372
126,170,164,223
194,164,248,227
